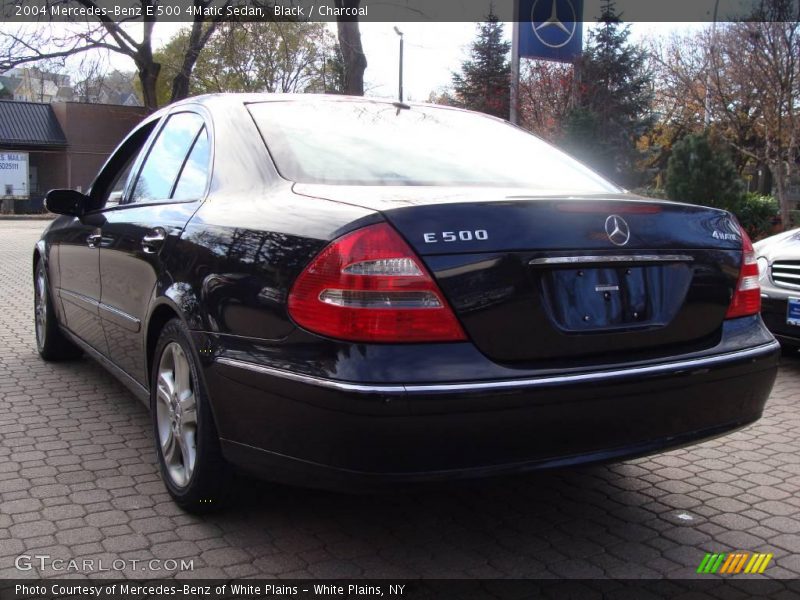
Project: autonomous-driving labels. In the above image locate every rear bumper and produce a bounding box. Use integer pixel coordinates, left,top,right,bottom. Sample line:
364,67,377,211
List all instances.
201,325,780,490
220,417,763,491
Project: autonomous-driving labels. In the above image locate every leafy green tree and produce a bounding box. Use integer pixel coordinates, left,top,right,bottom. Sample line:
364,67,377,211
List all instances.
653,10,799,230
451,11,511,119
314,40,346,95
562,0,654,186
153,22,341,103
665,132,744,210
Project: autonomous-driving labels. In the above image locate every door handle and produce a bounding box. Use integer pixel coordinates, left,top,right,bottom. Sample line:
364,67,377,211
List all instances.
141,227,167,254
86,233,102,248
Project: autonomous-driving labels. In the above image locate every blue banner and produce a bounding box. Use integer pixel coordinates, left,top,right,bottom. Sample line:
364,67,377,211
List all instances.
518,0,583,62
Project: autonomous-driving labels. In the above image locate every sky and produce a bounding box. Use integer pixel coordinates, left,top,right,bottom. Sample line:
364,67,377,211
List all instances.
3,21,708,102
356,22,705,101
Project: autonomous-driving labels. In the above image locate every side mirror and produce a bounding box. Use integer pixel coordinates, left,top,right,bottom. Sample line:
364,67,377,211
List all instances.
45,189,90,217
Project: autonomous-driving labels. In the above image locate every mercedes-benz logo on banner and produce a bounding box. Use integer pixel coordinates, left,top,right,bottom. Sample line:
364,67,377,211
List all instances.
605,215,631,246
531,0,578,49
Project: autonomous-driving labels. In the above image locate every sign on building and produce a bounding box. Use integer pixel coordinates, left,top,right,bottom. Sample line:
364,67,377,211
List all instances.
518,0,583,62
0,152,29,197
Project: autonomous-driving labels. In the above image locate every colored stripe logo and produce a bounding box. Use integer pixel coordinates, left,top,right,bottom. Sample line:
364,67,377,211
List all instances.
697,552,773,574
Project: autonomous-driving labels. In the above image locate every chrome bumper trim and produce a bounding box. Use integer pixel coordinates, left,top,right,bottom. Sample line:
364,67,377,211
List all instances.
216,358,406,393
529,254,694,266
216,340,780,395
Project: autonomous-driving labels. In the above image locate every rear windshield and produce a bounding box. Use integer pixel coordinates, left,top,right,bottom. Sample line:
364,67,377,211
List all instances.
247,100,620,192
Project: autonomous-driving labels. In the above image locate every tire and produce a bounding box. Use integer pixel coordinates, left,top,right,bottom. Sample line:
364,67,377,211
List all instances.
151,318,232,511
34,258,82,361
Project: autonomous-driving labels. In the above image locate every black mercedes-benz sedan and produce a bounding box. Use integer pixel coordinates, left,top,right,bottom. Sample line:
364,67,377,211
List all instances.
34,94,780,510
754,227,800,354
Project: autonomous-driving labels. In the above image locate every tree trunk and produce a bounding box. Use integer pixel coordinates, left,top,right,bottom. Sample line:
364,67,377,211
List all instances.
771,161,791,231
137,63,161,113
171,20,219,103
171,78,189,104
335,0,367,96
757,161,772,195
171,51,197,102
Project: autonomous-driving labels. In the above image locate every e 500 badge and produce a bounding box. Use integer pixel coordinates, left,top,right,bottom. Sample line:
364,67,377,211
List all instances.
423,229,488,243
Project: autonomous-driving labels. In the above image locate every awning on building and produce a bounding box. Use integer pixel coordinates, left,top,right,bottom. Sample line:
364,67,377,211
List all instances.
0,100,67,149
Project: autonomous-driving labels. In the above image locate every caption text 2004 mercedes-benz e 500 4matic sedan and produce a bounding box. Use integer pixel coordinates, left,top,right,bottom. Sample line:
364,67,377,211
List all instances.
34,94,779,510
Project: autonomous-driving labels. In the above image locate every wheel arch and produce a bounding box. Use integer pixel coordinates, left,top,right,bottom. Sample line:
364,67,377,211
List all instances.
33,239,46,273
33,239,64,325
144,273,206,380
145,299,184,385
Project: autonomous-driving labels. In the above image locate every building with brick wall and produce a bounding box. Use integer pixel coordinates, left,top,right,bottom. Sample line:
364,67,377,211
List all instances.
0,100,146,213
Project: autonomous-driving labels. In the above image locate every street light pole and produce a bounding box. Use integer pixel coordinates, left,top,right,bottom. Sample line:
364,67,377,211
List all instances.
394,26,404,102
510,19,520,124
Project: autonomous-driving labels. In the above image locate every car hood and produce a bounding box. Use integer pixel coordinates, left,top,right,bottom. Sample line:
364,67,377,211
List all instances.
754,228,800,261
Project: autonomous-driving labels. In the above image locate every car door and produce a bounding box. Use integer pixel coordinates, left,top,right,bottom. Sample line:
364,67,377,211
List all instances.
53,118,161,356
97,110,211,385
48,208,107,355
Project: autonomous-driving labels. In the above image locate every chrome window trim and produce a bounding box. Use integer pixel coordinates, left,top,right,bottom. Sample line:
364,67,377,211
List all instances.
216,340,779,395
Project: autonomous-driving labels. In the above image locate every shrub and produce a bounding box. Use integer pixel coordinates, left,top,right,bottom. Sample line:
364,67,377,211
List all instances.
733,193,779,241
665,133,743,211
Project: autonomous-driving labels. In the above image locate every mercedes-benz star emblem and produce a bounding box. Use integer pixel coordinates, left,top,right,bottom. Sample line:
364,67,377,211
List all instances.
605,215,631,246
531,0,578,49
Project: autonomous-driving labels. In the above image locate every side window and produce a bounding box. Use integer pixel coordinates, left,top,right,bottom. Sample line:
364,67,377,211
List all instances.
129,112,205,204
92,121,158,210
104,157,135,207
172,127,210,201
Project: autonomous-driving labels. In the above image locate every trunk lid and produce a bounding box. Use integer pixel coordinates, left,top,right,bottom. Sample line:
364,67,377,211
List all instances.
294,185,743,363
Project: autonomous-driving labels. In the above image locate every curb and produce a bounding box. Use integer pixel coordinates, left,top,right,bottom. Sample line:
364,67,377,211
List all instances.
0,215,55,221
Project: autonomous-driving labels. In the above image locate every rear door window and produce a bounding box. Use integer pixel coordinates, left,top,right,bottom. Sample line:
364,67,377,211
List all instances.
129,112,205,204
172,127,210,201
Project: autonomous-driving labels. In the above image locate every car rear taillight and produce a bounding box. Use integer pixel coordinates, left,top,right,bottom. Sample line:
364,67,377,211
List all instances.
725,225,761,319
288,223,467,342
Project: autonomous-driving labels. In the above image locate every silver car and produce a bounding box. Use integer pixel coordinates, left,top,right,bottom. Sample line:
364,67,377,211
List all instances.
755,228,800,354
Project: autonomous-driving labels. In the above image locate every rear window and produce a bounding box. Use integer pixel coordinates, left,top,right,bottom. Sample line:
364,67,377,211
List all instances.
247,100,620,192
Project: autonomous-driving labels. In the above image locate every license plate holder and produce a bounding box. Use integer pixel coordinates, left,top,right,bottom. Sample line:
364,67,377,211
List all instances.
542,263,692,333
787,297,800,326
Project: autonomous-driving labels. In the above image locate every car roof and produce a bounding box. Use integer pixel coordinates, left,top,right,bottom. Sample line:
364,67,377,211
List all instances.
135,93,538,195
160,92,502,123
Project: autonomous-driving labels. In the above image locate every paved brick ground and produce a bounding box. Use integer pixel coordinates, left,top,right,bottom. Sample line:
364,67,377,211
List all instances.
1,220,799,580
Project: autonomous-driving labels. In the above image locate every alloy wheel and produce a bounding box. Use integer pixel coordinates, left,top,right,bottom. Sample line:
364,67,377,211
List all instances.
34,267,47,349
155,342,198,488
